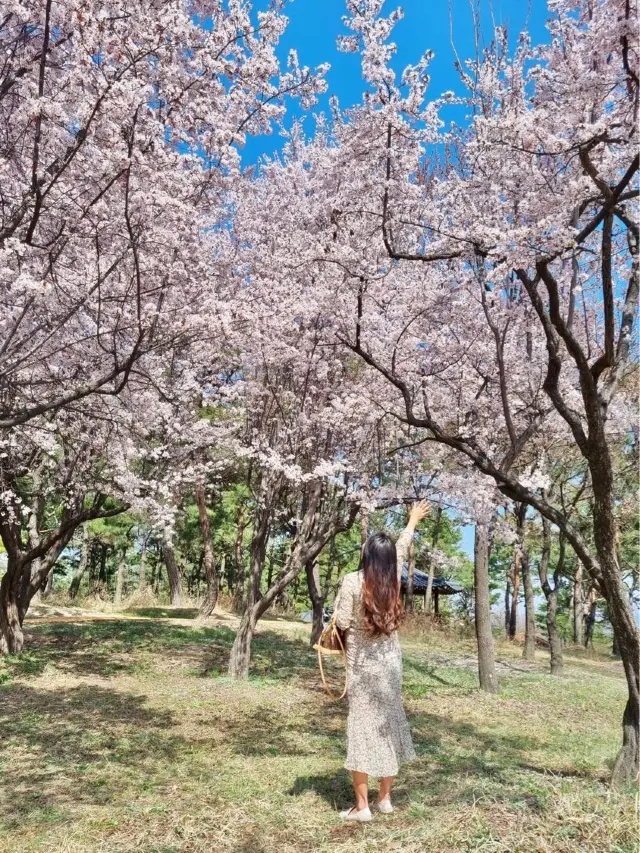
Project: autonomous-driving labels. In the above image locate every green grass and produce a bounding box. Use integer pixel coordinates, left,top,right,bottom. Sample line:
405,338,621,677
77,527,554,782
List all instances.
0,617,635,853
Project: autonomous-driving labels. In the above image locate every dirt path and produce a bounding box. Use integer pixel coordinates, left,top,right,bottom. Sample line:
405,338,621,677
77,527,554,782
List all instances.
25,603,308,634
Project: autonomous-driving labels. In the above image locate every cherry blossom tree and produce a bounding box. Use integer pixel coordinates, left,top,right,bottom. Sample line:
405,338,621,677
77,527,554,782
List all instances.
0,401,137,652
238,0,637,785
215,290,374,679
326,0,638,785
0,0,329,649
0,1,328,427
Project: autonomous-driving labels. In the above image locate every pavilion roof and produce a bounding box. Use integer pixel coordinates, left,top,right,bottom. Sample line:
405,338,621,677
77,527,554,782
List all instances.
400,567,464,595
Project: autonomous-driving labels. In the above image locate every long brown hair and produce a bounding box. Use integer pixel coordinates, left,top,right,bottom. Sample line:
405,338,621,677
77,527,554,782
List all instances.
361,532,405,636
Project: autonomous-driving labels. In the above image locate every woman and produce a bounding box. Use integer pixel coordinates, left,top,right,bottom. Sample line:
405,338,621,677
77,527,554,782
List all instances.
333,500,430,821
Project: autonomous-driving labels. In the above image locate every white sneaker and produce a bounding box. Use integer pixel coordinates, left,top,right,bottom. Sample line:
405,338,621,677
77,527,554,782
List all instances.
339,806,373,822
376,798,394,814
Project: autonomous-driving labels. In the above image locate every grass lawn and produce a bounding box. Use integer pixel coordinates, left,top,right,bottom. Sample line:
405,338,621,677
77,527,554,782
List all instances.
0,612,635,853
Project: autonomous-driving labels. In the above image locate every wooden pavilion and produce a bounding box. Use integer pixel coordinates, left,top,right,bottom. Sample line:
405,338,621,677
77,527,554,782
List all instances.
400,567,463,614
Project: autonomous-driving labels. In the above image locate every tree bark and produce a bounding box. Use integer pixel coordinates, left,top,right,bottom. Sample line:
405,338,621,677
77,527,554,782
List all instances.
42,566,54,597
546,589,563,674
360,509,368,548
219,554,227,593
228,606,258,681
573,560,585,645
196,481,218,617
425,507,443,614
233,502,247,615
306,559,325,647
473,517,498,693
585,586,597,648
508,548,520,640
266,554,275,591
139,533,148,591
150,551,159,594
612,630,620,657
406,527,416,613
0,553,26,654
228,497,271,679
504,579,511,634
522,551,536,661
590,449,640,786
114,548,126,607
162,532,182,607
539,517,564,675
69,524,91,600
0,521,81,654
89,542,110,598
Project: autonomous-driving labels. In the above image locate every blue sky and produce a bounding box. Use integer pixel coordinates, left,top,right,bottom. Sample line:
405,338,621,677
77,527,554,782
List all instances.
243,0,550,163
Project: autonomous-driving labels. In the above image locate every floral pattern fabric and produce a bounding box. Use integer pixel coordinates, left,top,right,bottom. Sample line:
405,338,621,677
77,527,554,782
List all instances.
333,527,416,777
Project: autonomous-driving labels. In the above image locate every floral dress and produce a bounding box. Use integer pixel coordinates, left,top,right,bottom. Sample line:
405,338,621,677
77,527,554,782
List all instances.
333,527,416,778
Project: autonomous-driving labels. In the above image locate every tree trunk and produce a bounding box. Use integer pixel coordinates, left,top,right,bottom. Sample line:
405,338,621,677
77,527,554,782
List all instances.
425,507,443,614
0,554,26,654
508,550,520,640
612,697,639,788
91,542,108,599
585,587,597,648
360,509,368,548
69,524,91,600
162,532,182,607
139,534,148,591
266,555,274,591
228,483,357,680
196,481,218,617
474,518,498,694
150,551,159,594
0,525,76,654
547,588,563,675
306,559,325,647
573,560,585,645
219,553,227,592
114,549,126,607
233,502,246,615
539,517,564,675
590,445,640,787
87,543,100,595
504,578,511,634
406,528,416,613
522,552,536,661
229,500,271,679
228,606,257,680
582,408,640,786
199,581,218,618
42,566,54,598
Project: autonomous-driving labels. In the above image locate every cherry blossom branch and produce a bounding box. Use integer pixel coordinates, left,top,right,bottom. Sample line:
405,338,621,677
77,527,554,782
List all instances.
342,334,601,581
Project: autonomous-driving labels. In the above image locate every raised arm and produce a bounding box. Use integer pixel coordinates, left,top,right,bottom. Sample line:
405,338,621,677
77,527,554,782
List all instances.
396,500,431,582
334,574,356,631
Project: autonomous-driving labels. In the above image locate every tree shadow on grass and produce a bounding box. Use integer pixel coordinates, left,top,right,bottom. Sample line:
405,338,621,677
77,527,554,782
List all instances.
0,682,183,824
288,711,558,812
20,620,319,688
18,620,235,680
199,629,321,687
214,700,346,758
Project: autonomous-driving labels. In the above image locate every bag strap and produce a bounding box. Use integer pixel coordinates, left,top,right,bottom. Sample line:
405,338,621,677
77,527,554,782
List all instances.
317,618,348,701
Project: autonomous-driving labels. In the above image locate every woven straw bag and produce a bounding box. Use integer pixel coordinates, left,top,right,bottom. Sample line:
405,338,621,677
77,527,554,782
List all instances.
313,612,348,700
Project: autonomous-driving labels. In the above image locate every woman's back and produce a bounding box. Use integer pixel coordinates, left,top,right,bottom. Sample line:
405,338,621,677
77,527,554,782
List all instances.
332,523,417,781
333,527,411,639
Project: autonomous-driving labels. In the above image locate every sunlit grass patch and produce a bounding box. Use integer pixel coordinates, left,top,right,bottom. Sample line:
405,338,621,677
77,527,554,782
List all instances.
0,615,634,853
